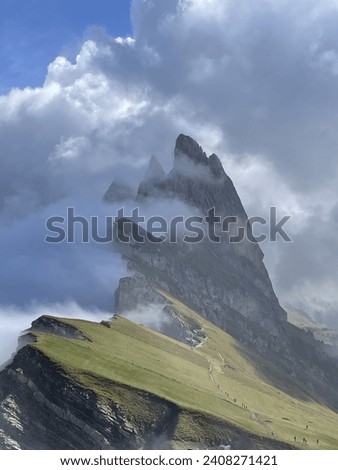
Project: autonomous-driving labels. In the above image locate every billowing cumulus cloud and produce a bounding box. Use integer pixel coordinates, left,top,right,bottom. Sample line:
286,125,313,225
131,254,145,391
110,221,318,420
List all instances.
1,0,338,361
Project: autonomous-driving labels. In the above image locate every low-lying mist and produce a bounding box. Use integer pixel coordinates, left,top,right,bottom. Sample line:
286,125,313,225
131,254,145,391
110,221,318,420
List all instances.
0,190,201,366
0,302,112,368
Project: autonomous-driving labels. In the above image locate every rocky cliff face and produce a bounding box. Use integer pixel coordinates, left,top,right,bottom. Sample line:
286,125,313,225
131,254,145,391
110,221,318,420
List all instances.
0,317,181,450
114,231,338,411
115,273,206,347
115,135,286,341
113,135,338,410
120,135,287,335
0,316,293,450
0,343,178,450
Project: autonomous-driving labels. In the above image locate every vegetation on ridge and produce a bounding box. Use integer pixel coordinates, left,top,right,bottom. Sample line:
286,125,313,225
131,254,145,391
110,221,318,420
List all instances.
30,294,338,450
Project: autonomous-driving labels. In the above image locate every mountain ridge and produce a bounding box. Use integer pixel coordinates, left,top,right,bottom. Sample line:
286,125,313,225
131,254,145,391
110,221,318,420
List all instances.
1,134,338,449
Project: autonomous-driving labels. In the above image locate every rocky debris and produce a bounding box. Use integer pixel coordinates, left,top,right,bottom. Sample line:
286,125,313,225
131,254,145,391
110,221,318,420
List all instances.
162,305,206,347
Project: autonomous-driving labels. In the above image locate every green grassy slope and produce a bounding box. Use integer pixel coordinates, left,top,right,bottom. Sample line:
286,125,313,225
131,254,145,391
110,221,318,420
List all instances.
29,295,338,450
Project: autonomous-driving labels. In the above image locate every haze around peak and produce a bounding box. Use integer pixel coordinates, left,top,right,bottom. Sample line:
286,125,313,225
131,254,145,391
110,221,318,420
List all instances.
0,0,337,348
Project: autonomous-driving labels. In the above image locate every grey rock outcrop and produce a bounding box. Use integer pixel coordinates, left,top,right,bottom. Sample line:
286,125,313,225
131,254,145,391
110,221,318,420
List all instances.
0,344,177,450
30,316,91,341
115,273,206,347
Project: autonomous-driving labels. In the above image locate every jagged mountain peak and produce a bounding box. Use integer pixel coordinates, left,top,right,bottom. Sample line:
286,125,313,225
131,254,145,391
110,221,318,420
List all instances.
138,155,166,198
209,153,227,179
174,135,226,180
137,135,245,220
143,155,166,182
168,136,247,221
103,178,133,203
174,134,209,167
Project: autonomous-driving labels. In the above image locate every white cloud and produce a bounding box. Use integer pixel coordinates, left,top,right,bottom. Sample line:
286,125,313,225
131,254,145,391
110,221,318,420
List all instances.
50,136,89,161
115,37,135,46
122,304,167,331
284,279,338,327
0,302,112,368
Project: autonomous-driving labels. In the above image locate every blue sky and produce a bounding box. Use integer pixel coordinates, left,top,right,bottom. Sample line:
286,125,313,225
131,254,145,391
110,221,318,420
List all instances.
0,0,132,93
